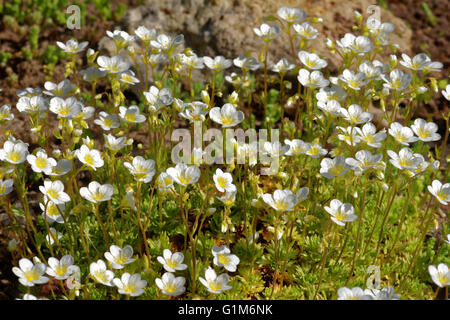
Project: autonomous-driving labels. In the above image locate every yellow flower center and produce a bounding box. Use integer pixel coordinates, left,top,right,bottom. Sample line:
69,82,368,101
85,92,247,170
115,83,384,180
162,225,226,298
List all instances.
123,283,137,294
103,118,114,127
9,151,22,162
218,254,230,265
220,115,234,126
416,128,430,138
55,264,68,277
24,269,39,282
35,157,48,169
124,113,137,122
208,281,222,292
95,271,108,283
166,258,178,269
84,154,95,166
275,201,289,210
216,177,228,189
329,165,346,176
398,158,413,168
115,254,129,265
334,210,347,221
47,189,59,199
164,282,178,293
308,146,320,156
178,174,191,185
47,203,60,217
437,273,450,284
91,192,105,202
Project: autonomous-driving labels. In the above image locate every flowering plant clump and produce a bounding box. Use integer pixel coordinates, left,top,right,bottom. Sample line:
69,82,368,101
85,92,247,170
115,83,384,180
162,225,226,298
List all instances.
1,6,449,301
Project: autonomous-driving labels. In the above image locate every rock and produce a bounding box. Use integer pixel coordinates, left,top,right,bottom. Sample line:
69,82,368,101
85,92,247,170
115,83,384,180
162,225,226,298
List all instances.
106,0,412,73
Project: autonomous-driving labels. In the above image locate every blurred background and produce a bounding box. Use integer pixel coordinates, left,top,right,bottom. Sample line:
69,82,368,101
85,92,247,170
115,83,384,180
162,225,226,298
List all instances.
0,0,449,299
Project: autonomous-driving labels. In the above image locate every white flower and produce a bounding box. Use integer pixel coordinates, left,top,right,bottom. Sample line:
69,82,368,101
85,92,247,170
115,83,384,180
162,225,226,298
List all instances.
253,23,280,41
213,168,236,193
410,118,441,142
366,18,394,45
359,61,383,80
134,26,157,43
445,234,450,245
345,150,384,174
179,101,209,122
119,105,146,123
212,245,240,272
157,249,188,272
337,287,373,300
39,180,70,205
113,273,147,297
389,122,418,145
56,39,88,54
337,126,361,146
143,86,173,111
104,134,127,151
423,60,443,73
298,69,329,88
218,190,237,207
0,179,14,196
382,69,412,91
337,33,373,54
263,141,290,158
339,70,367,90
272,58,296,73
284,139,309,156
233,56,261,71
12,258,49,287
80,67,107,82
48,95,83,118
199,266,232,294
80,181,114,203
324,199,357,226
363,286,400,300
27,149,57,174
76,144,104,170
305,142,328,158
106,30,136,50
16,95,49,114
296,187,309,202
156,272,186,296
47,159,73,176
119,70,140,85
90,259,114,286
46,255,78,280
209,103,244,127
0,104,14,121
179,52,204,69
97,55,130,74
316,85,347,102
44,80,76,97
123,156,156,183
293,22,318,39
94,111,120,131
355,123,386,148
40,201,65,224
277,7,306,23
298,51,327,70
16,87,42,98
318,100,343,117
320,156,350,179
105,245,136,269
203,56,232,71
166,163,201,186
157,172,174,192
428,263,450,288
262,189,298,211
427,180,450,205
150,34,184,51
387,147,423,170
442,84,450,101
340,104,373,124
399,53,431,71
0,139,29,164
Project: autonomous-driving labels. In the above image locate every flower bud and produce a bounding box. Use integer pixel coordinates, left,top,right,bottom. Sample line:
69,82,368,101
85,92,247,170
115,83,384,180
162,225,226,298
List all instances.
7,239,18,252
201,90,210,104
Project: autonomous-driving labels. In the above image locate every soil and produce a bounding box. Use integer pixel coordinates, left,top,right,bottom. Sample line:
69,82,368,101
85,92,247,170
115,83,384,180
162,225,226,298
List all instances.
0,0,449,299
